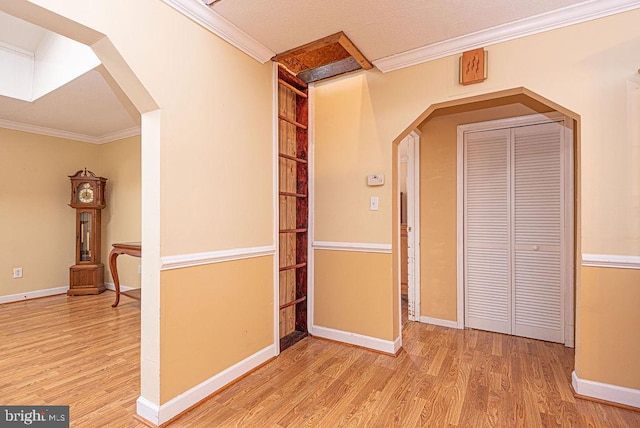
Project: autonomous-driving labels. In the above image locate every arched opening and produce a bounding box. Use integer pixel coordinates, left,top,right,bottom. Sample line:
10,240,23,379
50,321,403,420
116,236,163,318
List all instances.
0,0,161,417
392,87,580,351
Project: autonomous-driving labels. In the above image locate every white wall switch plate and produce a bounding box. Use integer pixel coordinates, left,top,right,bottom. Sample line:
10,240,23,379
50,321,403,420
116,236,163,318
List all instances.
370,196,379,211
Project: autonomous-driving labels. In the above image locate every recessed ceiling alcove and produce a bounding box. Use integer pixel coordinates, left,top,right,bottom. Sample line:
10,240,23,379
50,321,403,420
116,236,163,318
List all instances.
273,31,372,83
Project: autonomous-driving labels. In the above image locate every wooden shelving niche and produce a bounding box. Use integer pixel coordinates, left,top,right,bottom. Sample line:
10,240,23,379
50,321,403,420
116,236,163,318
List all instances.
277,65,309,351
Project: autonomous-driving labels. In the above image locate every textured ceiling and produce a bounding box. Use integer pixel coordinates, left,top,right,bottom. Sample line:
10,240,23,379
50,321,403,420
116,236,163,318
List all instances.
0,69,139,138
0,0,622,140
212,0,588,60
0,13,139,143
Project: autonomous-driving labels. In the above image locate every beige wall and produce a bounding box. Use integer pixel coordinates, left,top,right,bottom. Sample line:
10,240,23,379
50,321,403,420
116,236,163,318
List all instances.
314,9,640,392
99,135,141,288
314,250,394,341
579,266,640,389
160,256,273,403
314,74,392,244
0,129,140,297
0,128,99,296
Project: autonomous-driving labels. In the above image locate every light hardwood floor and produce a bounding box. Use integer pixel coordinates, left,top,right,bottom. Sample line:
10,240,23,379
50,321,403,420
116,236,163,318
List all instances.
1,293,638,427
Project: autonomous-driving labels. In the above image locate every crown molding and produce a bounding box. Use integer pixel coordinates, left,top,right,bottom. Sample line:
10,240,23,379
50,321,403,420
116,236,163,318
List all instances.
0,40,34,57
0,119,140,144
373,0,640,73
161,0,275,63
97,126,142,144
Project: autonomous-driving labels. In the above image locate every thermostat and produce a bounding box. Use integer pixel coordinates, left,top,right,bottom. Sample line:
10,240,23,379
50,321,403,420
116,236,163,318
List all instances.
367,174,384,186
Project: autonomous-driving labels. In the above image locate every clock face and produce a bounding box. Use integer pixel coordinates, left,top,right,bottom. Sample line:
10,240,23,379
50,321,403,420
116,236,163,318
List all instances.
78,183,94,203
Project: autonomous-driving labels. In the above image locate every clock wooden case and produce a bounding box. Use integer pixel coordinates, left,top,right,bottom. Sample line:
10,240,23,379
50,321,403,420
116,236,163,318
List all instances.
68,169,107,295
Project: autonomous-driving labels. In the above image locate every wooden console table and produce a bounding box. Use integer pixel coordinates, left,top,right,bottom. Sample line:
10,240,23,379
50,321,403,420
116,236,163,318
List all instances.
109,241,141,307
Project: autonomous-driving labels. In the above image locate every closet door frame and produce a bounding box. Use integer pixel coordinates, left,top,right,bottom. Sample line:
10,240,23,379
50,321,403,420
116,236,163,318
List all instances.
456,112,575,347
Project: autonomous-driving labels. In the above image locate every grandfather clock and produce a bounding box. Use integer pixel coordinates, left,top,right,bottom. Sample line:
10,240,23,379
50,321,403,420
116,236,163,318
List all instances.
68,169,107,295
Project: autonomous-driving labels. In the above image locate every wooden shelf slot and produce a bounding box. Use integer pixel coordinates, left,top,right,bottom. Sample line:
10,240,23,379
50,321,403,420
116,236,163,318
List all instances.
278,114,307,130
278,79,308,98
279,228,307,234
278,153,308,164
279,262,307,272
279,191,307,198
279,296,307,310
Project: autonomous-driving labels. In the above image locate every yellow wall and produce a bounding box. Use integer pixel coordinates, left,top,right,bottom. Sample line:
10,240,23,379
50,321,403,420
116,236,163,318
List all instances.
314,9,640,392
0,128,99,296
314,250,394,340
160,256,273,402
99,135,141,289
579,266,640,389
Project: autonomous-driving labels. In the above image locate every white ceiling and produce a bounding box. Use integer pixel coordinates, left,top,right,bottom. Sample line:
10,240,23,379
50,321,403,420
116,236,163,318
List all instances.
1,0,638,141
0,11,139,144
212,0,588,61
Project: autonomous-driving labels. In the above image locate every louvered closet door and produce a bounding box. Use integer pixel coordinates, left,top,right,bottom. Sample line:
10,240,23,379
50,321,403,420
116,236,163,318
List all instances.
463,120,567,344
513,122,564,343
464,129,511,335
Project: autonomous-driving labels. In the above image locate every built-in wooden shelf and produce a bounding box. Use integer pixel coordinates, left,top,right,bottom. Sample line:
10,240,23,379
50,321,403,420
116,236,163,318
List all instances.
279,296,307,310
279,191,307,198
278,114,307,130
279,228,307,234
278,153,308,164
277,64,309,352
279,262,307,272
278,79,308,98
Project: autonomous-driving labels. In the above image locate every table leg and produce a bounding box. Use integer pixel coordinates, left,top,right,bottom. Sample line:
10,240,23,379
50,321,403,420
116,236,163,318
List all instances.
109,249,121,308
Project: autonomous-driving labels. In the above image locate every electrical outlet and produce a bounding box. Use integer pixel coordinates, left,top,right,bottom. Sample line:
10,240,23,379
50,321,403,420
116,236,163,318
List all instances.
12,268,23,279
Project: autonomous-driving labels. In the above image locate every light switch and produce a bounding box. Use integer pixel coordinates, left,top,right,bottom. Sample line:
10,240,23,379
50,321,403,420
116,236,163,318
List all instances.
370,196,379,211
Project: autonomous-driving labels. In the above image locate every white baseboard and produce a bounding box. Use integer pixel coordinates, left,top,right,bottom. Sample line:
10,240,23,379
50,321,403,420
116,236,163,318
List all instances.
0,286,68,304
104,282,137,292
419,316,460,329
135,397,159,426
312,325,401,354
572,371,640,408
137,344,276,426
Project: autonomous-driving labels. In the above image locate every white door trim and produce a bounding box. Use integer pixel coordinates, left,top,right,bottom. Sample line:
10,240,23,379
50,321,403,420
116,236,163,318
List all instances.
398,130,421,324
456,112,575,346
307,83,316,337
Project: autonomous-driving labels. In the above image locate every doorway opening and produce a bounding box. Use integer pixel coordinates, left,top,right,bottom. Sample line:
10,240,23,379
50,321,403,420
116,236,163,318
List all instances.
0,1,160,420
392,88,580,349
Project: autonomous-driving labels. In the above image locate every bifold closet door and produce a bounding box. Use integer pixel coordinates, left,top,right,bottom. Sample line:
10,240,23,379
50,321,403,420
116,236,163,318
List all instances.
513,122,564,343
464,128,511,335
464,121,566,343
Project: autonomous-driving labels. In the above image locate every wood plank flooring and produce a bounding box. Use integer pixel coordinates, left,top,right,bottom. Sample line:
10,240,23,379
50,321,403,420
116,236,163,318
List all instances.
1,293,638,427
